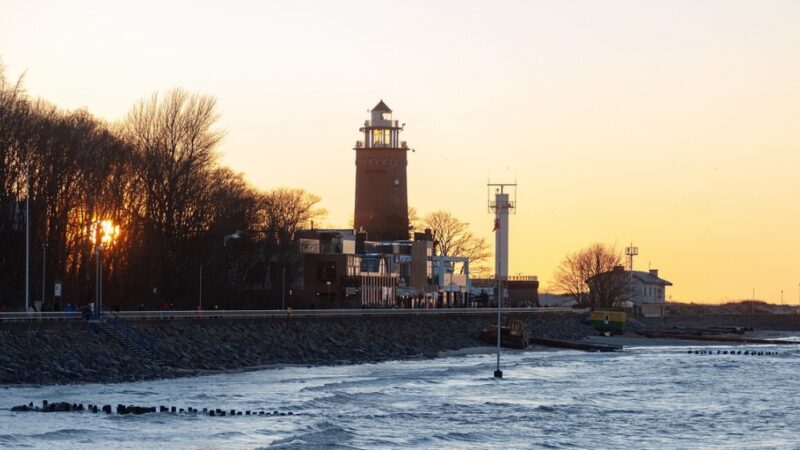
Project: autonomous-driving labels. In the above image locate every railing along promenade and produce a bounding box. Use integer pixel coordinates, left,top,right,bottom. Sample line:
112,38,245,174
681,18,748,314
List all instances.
0,307,581,322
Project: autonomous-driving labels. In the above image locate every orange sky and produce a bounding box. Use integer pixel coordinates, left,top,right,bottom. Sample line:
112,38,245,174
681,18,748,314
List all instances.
2,0,799,303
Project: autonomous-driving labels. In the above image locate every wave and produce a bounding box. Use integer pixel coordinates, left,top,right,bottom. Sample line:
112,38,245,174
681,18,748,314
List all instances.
188,392,218,400
210,431,248,439
0,434,22,446
24,428,95,441
263,421,358,449
430,430,487,443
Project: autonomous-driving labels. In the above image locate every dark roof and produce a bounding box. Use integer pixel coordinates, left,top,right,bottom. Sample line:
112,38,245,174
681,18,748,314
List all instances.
372,100,392,113
587,270,672,286
632,271,672,286
295,229,354,240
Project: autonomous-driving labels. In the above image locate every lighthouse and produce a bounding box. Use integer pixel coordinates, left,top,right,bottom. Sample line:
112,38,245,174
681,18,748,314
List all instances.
353,100,410,241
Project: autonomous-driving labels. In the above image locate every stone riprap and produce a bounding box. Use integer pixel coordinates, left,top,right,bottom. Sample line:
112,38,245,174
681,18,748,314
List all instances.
0,312,594,385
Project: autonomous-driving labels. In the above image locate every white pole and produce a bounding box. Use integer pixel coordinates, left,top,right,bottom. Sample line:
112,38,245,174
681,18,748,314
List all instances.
25,161,30,312
494,193,509,279
488,182,515,378
494,191,506,379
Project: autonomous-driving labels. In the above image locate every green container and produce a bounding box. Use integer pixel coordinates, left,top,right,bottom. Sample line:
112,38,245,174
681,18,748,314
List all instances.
591,310,626,334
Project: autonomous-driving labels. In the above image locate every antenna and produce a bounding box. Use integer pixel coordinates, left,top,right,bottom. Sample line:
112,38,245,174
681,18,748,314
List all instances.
625,244,638,270
625,244,638,304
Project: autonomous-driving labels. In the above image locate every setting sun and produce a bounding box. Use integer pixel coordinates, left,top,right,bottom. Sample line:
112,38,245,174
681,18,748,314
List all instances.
90,220,120,247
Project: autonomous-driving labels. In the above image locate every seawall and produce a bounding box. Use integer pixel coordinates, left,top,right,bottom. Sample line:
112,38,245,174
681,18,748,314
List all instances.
640,314,800,331
0,312,594,385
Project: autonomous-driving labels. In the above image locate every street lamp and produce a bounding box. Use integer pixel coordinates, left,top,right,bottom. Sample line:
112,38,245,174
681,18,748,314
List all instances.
326,281,332,302
199,264,203,310
281,266,286,309
92,220,120,317
25,161,30,312
41,241,47,309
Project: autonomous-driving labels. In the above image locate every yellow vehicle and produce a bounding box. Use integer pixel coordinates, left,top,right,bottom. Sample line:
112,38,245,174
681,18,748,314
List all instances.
590,310,626,335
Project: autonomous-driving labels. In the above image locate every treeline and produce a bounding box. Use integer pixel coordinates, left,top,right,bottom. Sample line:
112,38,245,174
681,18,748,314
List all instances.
0,67,324,310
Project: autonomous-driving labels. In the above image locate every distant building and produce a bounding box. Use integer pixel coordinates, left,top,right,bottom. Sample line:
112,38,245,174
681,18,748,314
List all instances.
292,227,486,308
293,229,427,308
353,100,410,242
285,100,539,309
587,267,672,307
627,269,672,305
471,276,540,307
538,293,576,308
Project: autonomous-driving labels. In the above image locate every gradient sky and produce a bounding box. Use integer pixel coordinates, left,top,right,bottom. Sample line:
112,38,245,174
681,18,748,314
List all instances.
2,0,799,303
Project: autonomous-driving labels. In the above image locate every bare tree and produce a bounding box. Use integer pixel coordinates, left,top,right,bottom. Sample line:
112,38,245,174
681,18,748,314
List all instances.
552,242,627,308
586,268,629,310
0,70,331,310
123,89,223,239
121,89,225,303
0,64,31,305
407,206,419,235
421,210,491,275
260,187,326,248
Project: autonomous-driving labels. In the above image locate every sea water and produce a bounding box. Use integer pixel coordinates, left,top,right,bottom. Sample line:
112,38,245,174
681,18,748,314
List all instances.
1,339,799,449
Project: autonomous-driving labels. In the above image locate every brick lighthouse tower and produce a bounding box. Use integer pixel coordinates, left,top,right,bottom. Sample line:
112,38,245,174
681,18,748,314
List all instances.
354,100,410,241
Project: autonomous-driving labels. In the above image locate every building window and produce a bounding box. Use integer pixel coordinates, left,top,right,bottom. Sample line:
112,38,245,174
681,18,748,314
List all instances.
316,262,337,282
347,256,361,277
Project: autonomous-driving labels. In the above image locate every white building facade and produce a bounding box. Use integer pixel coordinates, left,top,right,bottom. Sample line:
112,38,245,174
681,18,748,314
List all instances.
627,269,672,305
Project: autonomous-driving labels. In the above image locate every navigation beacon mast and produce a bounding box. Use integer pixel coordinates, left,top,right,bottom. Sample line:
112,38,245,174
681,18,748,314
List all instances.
488,181,516,378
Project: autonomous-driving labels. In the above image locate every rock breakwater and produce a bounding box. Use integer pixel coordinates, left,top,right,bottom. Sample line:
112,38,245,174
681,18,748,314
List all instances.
0,312,593,385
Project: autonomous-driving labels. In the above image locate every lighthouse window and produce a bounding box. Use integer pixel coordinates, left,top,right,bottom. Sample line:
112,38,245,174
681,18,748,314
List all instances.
371,129,391,146
372,129,384,145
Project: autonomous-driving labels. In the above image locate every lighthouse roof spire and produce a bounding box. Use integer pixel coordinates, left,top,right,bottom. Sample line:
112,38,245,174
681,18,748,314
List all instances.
372,99,392,113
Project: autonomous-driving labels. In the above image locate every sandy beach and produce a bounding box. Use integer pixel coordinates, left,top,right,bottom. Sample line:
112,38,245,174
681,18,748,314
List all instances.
583,331,800,348
442,330,800,356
